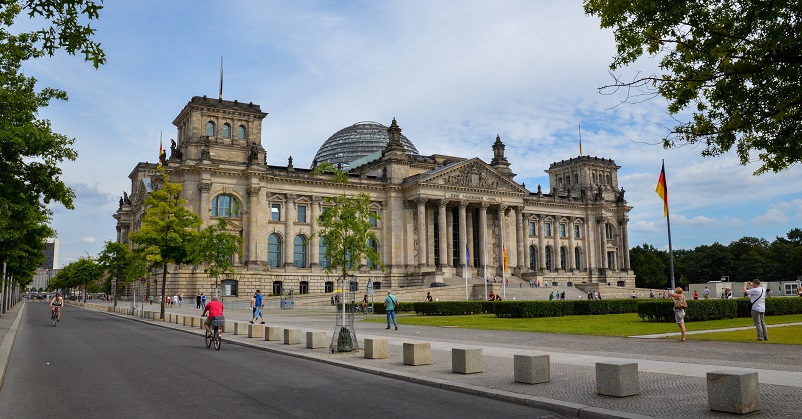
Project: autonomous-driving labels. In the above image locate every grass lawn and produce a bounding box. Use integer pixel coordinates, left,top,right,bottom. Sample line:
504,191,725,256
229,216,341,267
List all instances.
372,313,802,342
686,325,802,344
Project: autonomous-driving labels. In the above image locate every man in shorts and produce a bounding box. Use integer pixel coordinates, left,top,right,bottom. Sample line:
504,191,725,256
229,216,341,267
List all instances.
202,296,224,336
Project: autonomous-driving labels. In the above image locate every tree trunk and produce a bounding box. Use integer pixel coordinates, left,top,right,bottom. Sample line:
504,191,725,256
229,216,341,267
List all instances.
160,264,167,320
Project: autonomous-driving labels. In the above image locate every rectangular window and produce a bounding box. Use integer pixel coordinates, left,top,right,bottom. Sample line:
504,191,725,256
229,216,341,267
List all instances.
369,210,378,227
574,224,580,238
559,224,567,237
297,205,307,223
545,222,552,237
529,221,536,236
271,204,281,221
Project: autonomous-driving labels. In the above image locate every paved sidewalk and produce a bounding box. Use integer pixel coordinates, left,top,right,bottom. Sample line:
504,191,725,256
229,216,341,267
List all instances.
0,300,24,387
7,300,802,418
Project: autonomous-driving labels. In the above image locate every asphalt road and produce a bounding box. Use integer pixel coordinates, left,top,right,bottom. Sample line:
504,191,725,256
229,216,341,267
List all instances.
0,303,565,418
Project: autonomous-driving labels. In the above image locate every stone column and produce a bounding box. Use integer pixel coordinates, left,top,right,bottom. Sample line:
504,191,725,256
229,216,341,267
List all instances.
446,206,454,267
283,194,296,268
459,202,468,270
568,217,576,271
247,185,260,263
310,196,320,267
621,217,630,270
198,181,211,225
438,200,448,268
515,206,525,272
585,215,595,273
416,198,427,267
116,225,121,243
553,220,561,271
498,204,507,275
478,203,488,274
598,217,607,270
537,216,546,272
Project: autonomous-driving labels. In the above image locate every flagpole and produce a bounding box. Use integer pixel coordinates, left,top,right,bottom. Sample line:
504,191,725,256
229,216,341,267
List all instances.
658,159,676,290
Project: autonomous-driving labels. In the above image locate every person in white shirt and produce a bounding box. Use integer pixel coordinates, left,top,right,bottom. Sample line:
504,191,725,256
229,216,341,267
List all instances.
744,280,767,341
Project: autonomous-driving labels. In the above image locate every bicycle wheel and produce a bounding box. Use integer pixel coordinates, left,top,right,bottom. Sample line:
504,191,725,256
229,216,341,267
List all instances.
205,329,212,348
53,313,57,327
213,327,221,350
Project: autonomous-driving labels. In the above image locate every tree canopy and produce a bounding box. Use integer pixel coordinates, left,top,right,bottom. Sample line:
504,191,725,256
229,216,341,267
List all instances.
0,0,104,285
584,0,802,174
311,162,383,282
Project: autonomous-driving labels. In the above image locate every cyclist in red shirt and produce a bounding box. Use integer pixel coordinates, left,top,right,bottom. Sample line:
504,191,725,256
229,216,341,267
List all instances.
202,296,224,336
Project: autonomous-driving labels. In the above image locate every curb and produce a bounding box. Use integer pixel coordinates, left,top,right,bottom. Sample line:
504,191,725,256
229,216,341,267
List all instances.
0,302,25,390
79,304,656,419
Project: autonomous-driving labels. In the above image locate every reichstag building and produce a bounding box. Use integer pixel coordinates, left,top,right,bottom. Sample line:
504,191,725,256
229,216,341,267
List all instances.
114,96,634,299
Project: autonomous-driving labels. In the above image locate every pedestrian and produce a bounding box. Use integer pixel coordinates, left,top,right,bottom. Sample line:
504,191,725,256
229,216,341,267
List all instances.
703,287,710,300
149,295,153,305
548,292,554,301
744,280,768,341
250,289,265,324
631,291,637,299
425,292,433,302
172,294,178,308
384,290,398,330
178,294,183,307
561,291,566,300
330,295,335,306
667,287,687,342
196,294,201,310
201,293,207,310
693,290,699,300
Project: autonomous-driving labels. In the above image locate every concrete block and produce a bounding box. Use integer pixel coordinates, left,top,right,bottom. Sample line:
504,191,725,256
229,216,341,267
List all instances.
596,361,639,397
306,331,326,348
364,338,389,359
175,315,184,325
514,354,550,384
403,342,431,366
265,326,282,341
248,324,265,338
284,328,302,345
707,370,760,414
184,316,194,326
452,348,483,374
234,322,248,335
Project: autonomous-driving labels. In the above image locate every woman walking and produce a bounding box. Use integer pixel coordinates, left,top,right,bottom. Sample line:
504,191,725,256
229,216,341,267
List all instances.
667,287,687,342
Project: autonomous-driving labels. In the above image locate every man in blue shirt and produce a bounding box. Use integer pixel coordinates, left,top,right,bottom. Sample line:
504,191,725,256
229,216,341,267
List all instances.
250,289,265,324
384,291,398,330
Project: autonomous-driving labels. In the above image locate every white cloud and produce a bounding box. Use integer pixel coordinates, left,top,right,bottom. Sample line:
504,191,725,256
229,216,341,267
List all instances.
670,214,721,228
80,237,98,244
753,209,789,225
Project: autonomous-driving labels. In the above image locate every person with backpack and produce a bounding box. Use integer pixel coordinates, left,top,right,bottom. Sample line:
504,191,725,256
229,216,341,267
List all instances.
384,291,399,330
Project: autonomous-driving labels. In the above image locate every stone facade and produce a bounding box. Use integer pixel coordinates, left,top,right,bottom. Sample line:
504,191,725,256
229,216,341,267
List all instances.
113,95,634,300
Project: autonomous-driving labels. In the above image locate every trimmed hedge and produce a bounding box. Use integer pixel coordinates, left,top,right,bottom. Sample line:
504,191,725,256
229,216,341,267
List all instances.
412,301,484,315
637,297,802,322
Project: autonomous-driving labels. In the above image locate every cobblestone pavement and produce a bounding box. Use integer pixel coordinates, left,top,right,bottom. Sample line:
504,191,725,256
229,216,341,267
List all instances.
9,300,802,418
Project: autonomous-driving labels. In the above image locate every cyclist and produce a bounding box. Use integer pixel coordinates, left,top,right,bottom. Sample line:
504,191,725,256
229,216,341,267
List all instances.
50,292,64,322
202,296,224,336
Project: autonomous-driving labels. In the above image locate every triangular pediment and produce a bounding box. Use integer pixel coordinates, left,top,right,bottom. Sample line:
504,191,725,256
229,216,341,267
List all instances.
415,158,527,193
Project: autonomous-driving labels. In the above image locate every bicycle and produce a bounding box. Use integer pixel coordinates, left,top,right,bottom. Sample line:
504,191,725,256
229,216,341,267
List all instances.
51,306,60,327
205,316,225,350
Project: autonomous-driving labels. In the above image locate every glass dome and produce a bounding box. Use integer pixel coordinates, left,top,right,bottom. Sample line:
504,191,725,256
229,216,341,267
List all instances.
313,121,419,169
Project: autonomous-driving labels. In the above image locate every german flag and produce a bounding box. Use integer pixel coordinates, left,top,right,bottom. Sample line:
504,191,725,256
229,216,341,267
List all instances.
655,162,668,216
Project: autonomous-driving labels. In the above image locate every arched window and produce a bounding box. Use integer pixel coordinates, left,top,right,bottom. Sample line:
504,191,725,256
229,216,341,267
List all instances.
560,247,567,271
574,247,582,270
293,235,307,268
606,224,614,239
268,234,281,267
529,245,537,270
237,125,246,139
319,237,330,268
211,194,240,217
222,123,231,138
558,177,563,188
545,247,552,271
206,121,215,136
366,238,379,269
574,173,579,184
606,174,612,185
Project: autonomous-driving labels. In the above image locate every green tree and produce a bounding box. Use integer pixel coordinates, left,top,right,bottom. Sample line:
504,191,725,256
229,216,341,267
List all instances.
584,1,802,174
630,244,667,289
49,256,101,300
311,162,383,285
189,218,243,294
97,241,148,307
1,0,105,283
129,168,201,320
769,229,802,281
728,237,773,281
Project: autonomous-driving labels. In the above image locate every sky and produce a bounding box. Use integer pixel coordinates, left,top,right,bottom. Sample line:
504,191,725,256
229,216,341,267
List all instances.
18,0,802,267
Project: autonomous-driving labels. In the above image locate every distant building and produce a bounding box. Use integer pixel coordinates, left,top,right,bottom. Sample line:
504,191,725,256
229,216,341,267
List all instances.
114,95,635,299
40,238,59,270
